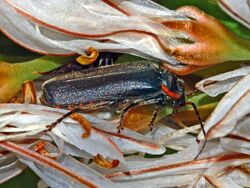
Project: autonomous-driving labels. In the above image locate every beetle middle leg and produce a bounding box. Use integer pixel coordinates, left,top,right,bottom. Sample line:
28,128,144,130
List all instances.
118,98,162,133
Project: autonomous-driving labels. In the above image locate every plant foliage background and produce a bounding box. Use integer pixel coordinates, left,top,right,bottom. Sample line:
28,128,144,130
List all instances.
1,0,250,187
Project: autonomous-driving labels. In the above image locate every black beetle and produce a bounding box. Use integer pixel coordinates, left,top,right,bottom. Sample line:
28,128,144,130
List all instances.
41,61,188,130
41,61,186,107
41,61,205,159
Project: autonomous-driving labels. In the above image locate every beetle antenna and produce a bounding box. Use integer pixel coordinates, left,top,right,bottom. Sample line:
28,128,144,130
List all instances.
185,102,206,160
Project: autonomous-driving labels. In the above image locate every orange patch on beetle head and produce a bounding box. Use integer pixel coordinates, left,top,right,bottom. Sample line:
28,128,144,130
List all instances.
161,84,181,100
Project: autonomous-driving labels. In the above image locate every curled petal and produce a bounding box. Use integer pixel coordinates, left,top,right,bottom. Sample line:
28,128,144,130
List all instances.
94,154,120,169
196,65,250,97
2,0,184,64
0,154,26,184
0,141,117,188
0,0,130,55
198,73,250,140
76,47,99,65
2,1,250,75
163,6,250,68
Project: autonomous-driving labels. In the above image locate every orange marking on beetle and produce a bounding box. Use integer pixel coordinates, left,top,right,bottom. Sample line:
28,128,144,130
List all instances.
161,84,181,100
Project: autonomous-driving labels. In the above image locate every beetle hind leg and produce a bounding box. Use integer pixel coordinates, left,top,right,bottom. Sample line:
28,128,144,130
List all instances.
46,108,92,138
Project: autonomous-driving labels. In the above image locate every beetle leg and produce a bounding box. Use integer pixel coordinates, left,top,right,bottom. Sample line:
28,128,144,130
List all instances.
76,47,99,65
118,102,139,133
148,108,161,131
118,98,160,133
95,52,120,67
46,109,91,138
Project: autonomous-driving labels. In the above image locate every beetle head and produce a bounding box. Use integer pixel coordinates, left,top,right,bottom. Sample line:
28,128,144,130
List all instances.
161,69,185,107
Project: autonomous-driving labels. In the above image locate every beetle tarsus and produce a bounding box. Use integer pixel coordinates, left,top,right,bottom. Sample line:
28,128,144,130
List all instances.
149,108,160,131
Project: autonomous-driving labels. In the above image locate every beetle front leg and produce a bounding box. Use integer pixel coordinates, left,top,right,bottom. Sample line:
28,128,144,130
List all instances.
148,108,161,131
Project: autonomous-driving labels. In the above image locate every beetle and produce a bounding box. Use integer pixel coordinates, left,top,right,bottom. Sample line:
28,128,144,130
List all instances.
40,60,206,159
41,61,190,130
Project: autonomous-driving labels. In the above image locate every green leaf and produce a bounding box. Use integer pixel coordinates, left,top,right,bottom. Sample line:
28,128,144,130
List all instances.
159,92,223,119
0,56,74,102
1,168,40,188
144,148,177,158
0,34,39,62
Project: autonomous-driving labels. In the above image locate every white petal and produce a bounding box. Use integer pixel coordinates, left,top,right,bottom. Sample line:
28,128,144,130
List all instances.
52,122,125,164
220,137,250,155
0,155,26,184
225,169,250,187
0,0,130,55
86,116,165,155
196,66,250,97
19,153,118,188
198,73,250,140
3,0,187,64
231,117,250,139
218,0,250,29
